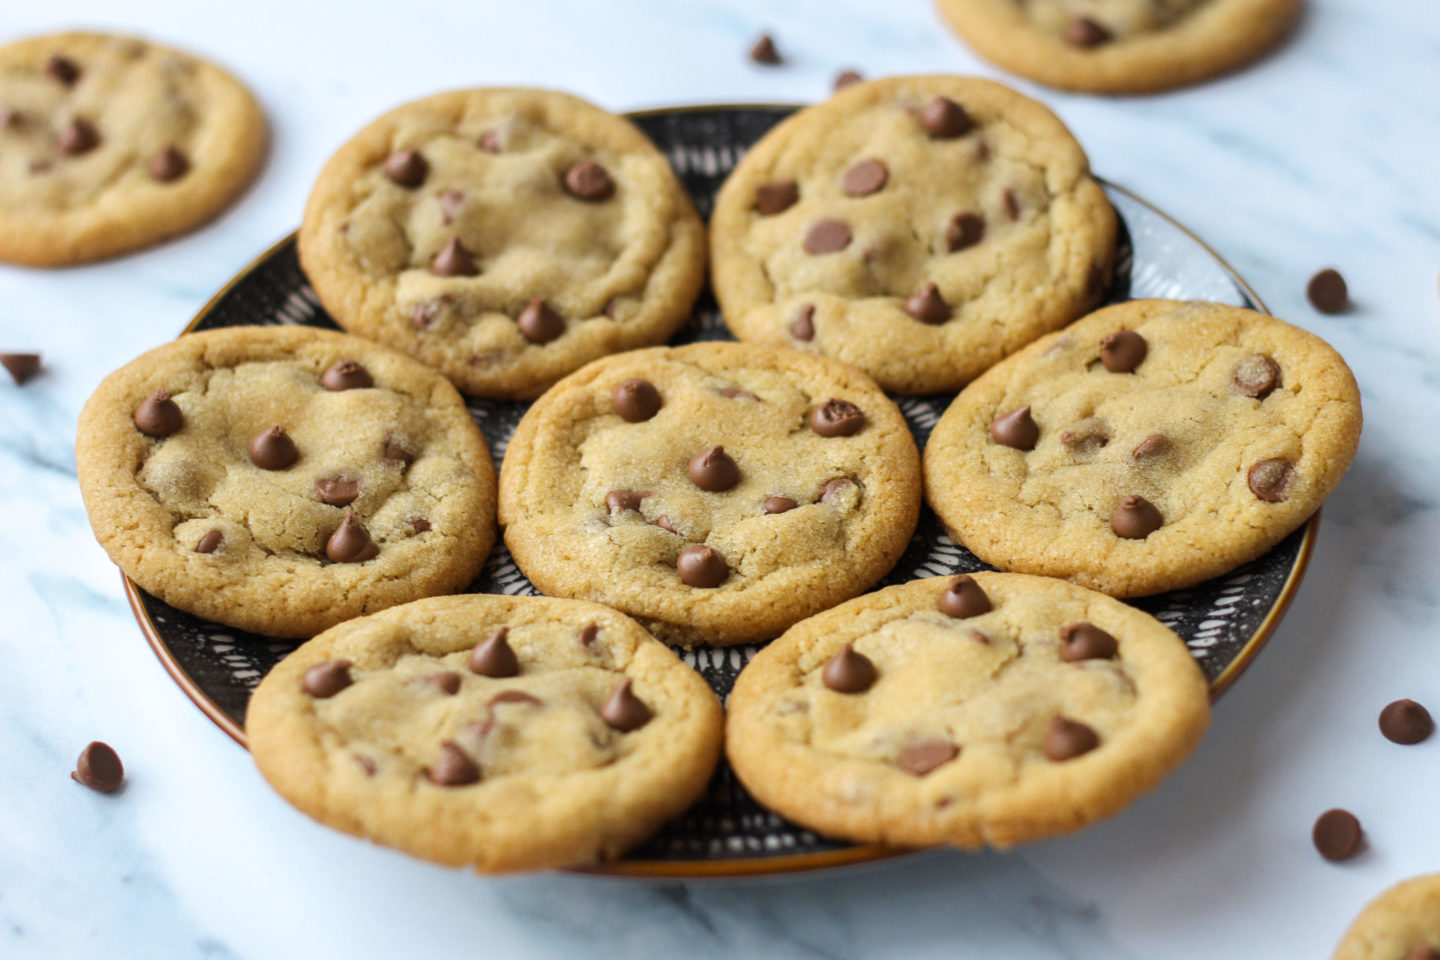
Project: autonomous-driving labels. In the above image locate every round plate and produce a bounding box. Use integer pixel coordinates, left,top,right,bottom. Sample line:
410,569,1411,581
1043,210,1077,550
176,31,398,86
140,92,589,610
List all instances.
126,104,1315,880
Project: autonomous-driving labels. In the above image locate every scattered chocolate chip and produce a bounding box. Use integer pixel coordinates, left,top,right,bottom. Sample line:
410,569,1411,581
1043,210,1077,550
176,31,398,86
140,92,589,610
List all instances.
410,300,444,330
436,190,466,225
945,212,985,252
790,304,816,340
321,359,373,391
898,739,959,776
655,515,680,535
1312,808,1363,861
1045,716,1100,761
248,426,298,470
1307,268,1349,313
409,516,431,533
194,530,224,554
71,742,123,793
303,659,353,698
516,297,566,344
315,476,361,507
755,180,799,215
804,219,852,255
1234,355,1280,398
606,490,647,514
134,390,183,437
991,406,1039,451
676,545,727,587
431,236,478,277
939,574,991,619
383,148,428,188
749,34,782,65
384,442,415,465
1066,16,1113,47
822,643,876,693
1111,495,1163,539
1060,417,1110,455
355,755,377,777
563,160,614,201
809,398,866,437
842,159,888,197
688,445,740,492
921,96,972,138
1248,459,1296,503
428,741,480,786
1,353,42,385
57,118,99,155
763,496,797,514
834,69,863,90
600,679,652,732
469,627,519,678
325,511,379,563
491,690,542,707
719,384,756,399
1380,699,1433,745
1060,623,1118,662
904,283,951,324
1003,188,1021,221
578,623,600,647
1131,433,1171,460
818,477,854,503
1100,330,1147,373
426,671,462,695
148,144,189,182
612,378,662,422
45,54,81,85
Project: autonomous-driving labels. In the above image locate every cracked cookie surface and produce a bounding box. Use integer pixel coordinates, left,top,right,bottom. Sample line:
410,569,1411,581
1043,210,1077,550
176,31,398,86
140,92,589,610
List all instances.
924,299,1362,597
247,594,723,873
725,572,1209,848
1331,873,1440,960
0,31,266,266
710,75,1115,395
76,326,495,638
498,342,921,646
299,88,706,399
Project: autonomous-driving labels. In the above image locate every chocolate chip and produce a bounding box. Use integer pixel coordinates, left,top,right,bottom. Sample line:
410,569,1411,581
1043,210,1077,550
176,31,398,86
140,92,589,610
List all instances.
148,144,189,182
809,398,866,437
384,442,415,465
315,476,361,507
598,678,651,732
822,643,876,693
1060,623,1118,662
1248,459,1296,503
921,96,972,138
1403,945,1440,960
426,671,462,695
1100,330,1147,373
46,55,81,85
804,219,852,255
1066,16,1113,47
676,545,727,587
409,516,431,533
134,390,183,437
818,477,853,503
355,755,377,777
898,739,959,776
578,623,600,647
1112,495,1163,539
563,160,614,201
991,406,1039,451
383,148,428,188
248,426,298,470
945,212,985,252
1,353,42,385
517,297,565,344
1131,433,1171,460
321,359,373,391
1003,188,1021,221
410,300,444,330
491,690,542,707
438,190,465,225
71,742,123,793
1234,355,1280,398
842,159,888,197
688,445,740,492
303,659,353,698
428,741,480,786
1045,716,1100,761
904,283,951,324
0,107,20,129
1312,808,1363,861
939,574,991,619
325,511,379,563
612,378,662,422
719,387,758,402
606,490,647,514
790,304,815,340
749,34,782,65
57,118,99,155
1380,699,1433,745
431,236,478,277
194,530,224,554
1307,268,1349,313
479,130,503,153
1060,417,1110,455
763,496,797,514
655,515,680,535
834,69,863,90
755,180,799,215
469,627,519,678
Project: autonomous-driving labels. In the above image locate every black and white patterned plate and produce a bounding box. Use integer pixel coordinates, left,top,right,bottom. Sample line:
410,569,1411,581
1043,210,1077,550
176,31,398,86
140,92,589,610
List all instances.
127,105,1315,879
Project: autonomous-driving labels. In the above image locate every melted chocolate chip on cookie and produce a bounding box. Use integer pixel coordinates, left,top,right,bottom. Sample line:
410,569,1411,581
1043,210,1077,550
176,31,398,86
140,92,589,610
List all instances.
1060,623,1118,662
805,219,852,255
842,159,888,197
249,426,298,470
676,545,728,587
600,679,652,731
325,511,379,563
991,406,1039,450
563,160,614,202
921,96,972,138
320,359,373,391
688,445,740,491
904,283,950,324
755,180,799,215
809,398,866,437
612,378,662,422
383,148,428,188
303,660,353,698
938,574,991,619
822,642,876,693
1111,495,1162,539
1045,716,1099,761
134,390,183,437
148,145,189,182
898,739,959,776
470,627,519,678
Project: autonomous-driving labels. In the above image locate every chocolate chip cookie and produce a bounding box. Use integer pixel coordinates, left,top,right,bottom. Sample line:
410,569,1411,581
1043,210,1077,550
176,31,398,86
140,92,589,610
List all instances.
497,342,922,646
247,594,723,873
726,572,1209,848
76,326,496,638
0,32,266,266
935,0,1301,94
298,88,706,399
709,75,1115,395
1331,873,1440,960
923,299,1362,597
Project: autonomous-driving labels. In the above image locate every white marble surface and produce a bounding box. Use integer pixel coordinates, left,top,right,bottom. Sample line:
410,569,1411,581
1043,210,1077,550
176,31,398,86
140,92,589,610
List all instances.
2,1,1438,957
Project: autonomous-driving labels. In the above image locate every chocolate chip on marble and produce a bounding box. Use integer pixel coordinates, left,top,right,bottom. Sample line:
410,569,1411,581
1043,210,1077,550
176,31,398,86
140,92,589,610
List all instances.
1131,433,1171,460
517,297,565,344
688,445,740,492
1060,623,1118,662
1045,716,1100,761
408,516,431,533
804,219,852,254
1380,699,1433,745
1248,459,1296,503
303,659,353,698
426,671,462,695
790,304,816,341
991,406,1039,451
470,627,519,678
490,690,542,707
427,741,480,786
655,515,680,535
904,283,951,324
676,545,728,588
325,511,379,563
431,236,478,277
606,490,648,514
818,477,853,503
563,160,614,201
898,739,959,776
57,118,99,155
842,159,888,197
1,353,42,385
1111,495,1163,539
748,34,782,65
1234,355,1280,398
194,530,224,554
384,441,415,465
1066,16,1113,47
755,180,799,215
1060,417,1109,455
1100,330,1147,373
45,54,81,85
134,390,183,437
248,426,299,470
763,496,797,514
71,742,123,793
1312,808,1363,861
316,476,361,507
834,69,863,91
612,378,662,422
938,574,991,619
383,148,428,188
1307,268,1349,314
809,398,866,437
438,189,465,225
148,144,189,182
578,623,600,647
921,96,972,138
320,359,373,391
945,212,985,252
822,643,876,693
600,679,652,731
1003,188,1021,221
